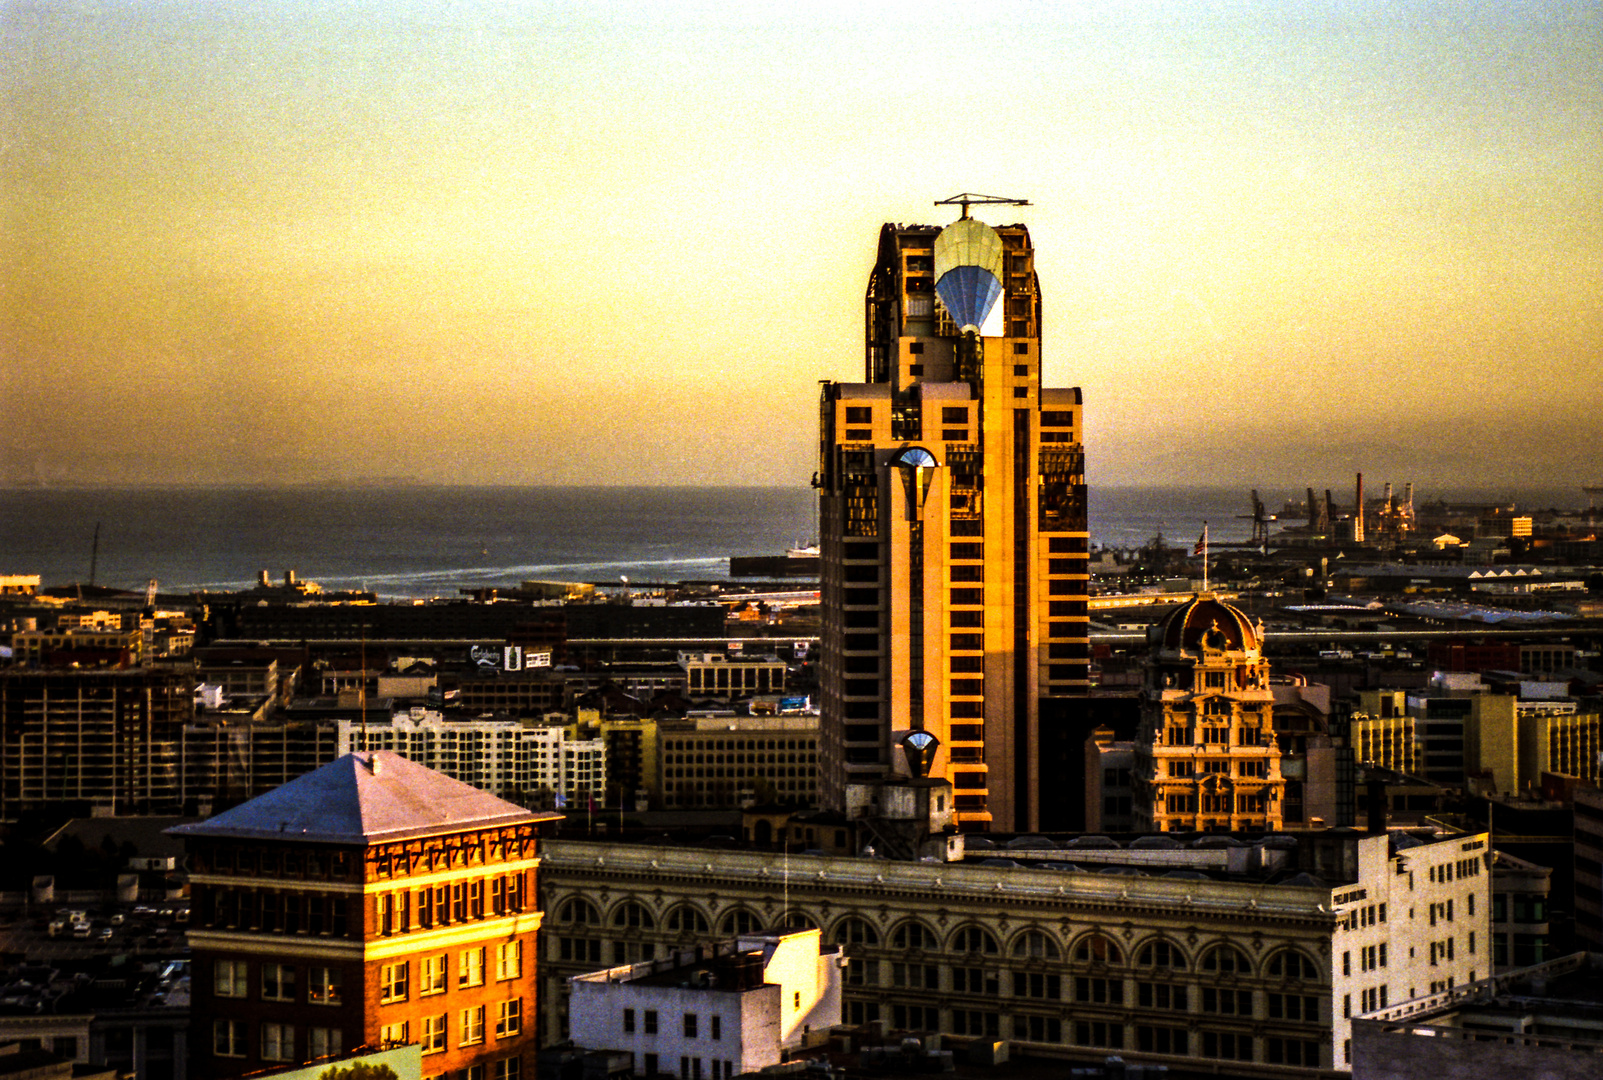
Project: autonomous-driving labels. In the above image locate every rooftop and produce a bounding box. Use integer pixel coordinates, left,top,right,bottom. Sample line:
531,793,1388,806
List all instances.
1356,953,1603,1051
168,750,558,845
572,929,837,993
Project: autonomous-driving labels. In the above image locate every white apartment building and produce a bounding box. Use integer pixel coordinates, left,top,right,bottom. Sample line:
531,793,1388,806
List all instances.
568,928,843,1080
1329,831,1492,1066
338,709,606,805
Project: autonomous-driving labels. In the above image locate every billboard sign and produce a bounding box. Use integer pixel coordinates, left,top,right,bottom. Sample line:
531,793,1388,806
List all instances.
469,645,552,672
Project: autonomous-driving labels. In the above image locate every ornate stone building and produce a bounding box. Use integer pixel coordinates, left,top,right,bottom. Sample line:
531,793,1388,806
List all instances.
537,828,1491,1074
1133,594,1286,832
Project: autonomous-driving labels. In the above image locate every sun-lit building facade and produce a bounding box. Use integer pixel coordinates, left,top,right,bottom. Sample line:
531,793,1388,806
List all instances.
816,204,1089,833
1133,594,1285,832
174,751,560,1080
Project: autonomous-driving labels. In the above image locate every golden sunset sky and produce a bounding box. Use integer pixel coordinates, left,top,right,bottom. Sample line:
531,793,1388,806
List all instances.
5,1,1599,488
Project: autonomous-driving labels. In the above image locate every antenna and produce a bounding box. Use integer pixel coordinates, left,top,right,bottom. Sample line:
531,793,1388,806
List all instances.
359,625,368,750
935,193,1031,219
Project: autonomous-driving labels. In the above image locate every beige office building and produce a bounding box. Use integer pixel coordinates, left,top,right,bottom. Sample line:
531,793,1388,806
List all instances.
1352,712,1419,775
657,715,819,810
816,205,1089,833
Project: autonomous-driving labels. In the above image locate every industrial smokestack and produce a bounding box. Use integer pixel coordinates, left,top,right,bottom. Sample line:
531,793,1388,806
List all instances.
1354,473,1365,543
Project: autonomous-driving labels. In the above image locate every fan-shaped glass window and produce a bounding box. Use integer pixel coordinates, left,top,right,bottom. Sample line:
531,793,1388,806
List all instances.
953,926,1000,955
1202,944,1251,976
1072,934,1122,965
719,908,762,936
892,447,938,469
558,898,600,925
665,905,710,934
834,917,879,947
1135,939,1188,970
610,901,655,929
1267,949,1319,981
1011,929,1061,960
891,920,938,951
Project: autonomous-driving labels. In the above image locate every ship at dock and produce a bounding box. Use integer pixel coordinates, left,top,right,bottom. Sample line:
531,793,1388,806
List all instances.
729,542,820,579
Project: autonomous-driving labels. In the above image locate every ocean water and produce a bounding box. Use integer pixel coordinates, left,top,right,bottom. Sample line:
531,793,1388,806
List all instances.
0,483,1584,599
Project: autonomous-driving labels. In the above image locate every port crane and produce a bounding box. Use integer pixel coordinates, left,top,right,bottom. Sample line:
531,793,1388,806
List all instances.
1238,490,1274,548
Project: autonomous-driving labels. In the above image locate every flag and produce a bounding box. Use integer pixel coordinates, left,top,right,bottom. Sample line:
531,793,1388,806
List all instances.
1193,530,1208,556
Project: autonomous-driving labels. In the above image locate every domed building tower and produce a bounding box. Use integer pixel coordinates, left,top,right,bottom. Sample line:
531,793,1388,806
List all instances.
1133,594,1284,832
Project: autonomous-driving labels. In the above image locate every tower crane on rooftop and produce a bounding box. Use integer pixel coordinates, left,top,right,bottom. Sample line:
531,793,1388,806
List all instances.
935,193,1032,219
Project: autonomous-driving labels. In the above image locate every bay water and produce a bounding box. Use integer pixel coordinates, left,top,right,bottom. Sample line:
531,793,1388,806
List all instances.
0,483,1581,599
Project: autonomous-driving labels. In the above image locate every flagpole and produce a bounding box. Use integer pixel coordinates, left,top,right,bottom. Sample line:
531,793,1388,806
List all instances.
1202,521,1209,593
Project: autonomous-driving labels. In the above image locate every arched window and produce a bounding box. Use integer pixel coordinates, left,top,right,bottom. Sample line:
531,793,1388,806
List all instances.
1072,934,1123,965
1201,944,1251,976
891,920,938,950
1267,949,1319,981
719,908,761,936
952,926,1000,955
611,901,655,930
834,916,879,947
665,905,710,934
1011,929,1061,961
558,898,600,925
1135,939,1188,970
779,910,817,930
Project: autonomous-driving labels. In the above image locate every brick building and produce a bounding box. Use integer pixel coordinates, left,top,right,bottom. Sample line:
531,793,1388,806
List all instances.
172,751,560,1080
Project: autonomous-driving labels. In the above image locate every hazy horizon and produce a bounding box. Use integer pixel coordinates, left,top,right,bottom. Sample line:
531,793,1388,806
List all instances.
7,1,1599,490
2,477,1591,510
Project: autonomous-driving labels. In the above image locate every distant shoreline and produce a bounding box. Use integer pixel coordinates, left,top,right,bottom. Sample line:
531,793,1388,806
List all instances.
1,480,1593,511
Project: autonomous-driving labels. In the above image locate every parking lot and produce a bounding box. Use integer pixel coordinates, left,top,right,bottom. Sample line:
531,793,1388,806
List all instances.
0,904,189,963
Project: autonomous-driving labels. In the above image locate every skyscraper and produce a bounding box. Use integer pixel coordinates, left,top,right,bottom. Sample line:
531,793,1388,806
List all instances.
816,198,1088,833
